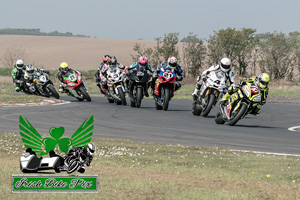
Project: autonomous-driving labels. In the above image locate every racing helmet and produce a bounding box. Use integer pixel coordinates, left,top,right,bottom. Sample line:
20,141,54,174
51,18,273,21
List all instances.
168,56,177,68
220,58,231,72
16,59,24,69
59,62,69,73
257,73,269,89
26,65,34,74
87,143,96,154
103,55,110,64
138,56,148,67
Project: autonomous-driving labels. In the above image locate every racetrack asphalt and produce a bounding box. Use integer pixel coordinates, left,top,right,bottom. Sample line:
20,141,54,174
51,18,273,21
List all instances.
1,96,300,155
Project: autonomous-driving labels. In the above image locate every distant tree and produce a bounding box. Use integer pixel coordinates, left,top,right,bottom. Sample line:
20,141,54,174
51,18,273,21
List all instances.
182,33,206,77
1,47,26,68
160,32,180,61
258,32,299,80
207,28,257,76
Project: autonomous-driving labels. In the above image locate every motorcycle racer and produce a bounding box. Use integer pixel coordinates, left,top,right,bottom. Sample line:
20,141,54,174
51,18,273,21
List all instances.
95,54,110,91
63,143,96,173
125,56,153,97
57,62,76,93
99,56,125,95
151,56,183,95
220,73,270,116
192,58,235,101
11,59,26,92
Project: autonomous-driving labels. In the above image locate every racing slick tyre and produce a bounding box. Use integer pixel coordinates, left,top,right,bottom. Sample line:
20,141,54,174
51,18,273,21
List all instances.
215,112,225,124
78,86,91,102
136,87,143,108
228,103,247,126
192,102,202,116
202,94,216,117
48,84,60,99
118,87,127,106
163,87,170,111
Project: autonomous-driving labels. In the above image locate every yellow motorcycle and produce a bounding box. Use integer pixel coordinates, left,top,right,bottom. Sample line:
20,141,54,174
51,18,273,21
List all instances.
215,81,262,126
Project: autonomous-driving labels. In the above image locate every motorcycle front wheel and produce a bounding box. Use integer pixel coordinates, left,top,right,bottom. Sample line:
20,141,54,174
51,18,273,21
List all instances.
136,87,143,108
228,103,247,126
48,85,60,99
78,86,91,102
202,93,216,117
163,87,170,111
117,87,127,106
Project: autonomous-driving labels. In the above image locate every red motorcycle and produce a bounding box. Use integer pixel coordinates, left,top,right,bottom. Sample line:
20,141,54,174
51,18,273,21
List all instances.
153,68,176,111
63,70,91,101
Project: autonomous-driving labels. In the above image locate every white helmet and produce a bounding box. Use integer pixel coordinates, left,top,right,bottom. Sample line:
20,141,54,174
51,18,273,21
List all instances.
26,65,34,74
220,58,231,72
16,59,24,69
87,143,96,154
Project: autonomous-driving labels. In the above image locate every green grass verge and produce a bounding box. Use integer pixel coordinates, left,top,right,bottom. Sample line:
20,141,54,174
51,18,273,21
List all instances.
1,133,300,199
0,94,45,104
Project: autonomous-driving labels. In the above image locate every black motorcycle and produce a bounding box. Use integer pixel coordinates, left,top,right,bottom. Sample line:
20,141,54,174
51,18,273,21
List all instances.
128,65,151,108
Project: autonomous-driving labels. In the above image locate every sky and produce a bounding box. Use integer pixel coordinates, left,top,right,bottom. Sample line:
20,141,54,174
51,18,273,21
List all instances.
0,0,299,41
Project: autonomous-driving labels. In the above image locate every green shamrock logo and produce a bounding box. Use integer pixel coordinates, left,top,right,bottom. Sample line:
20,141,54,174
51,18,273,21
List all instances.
43,127,71,154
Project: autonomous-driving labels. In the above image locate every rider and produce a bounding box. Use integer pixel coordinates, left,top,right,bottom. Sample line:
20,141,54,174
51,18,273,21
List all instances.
99,56,125,95
192,57,235,101
11,59,26,92
124,56,153,97
220,73,270,116
23,65,37,93
151,56,183,95
95,54,110,91
64,143,96,173
57,62,75,93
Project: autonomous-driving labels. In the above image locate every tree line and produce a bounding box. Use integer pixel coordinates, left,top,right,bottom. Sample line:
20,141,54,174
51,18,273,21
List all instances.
131,28,300,81
0,28,90,38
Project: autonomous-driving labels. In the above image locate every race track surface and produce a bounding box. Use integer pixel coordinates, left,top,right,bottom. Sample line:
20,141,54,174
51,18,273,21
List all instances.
1,96,300,154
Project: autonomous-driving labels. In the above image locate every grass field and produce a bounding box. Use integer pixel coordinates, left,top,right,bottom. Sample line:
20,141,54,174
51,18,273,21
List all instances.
1,133,300,199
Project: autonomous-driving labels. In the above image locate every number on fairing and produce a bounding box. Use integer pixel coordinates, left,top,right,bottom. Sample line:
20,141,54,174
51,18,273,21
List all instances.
39,75,46,82
69,74,76,81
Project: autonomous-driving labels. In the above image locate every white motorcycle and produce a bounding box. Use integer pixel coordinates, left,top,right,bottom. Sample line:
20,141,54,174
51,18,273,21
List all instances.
106,67,127,105
192,70,228,117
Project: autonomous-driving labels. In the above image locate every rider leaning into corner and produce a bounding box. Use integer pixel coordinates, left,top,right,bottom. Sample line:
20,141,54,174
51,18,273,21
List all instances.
57,62,77,93
220,73,270,116
151,56,183,95
192,57,236,101
95,54,110,93
12,59,26,92
124,56,153,97
97,56,125,95
63,143,96,173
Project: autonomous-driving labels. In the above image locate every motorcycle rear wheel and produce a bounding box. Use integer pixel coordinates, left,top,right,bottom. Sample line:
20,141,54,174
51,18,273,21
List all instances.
215,111,225,124
228,104,247,126
192,102,202,116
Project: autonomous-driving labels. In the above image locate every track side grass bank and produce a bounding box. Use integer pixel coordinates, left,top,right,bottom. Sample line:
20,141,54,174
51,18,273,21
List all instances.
1,133,300,199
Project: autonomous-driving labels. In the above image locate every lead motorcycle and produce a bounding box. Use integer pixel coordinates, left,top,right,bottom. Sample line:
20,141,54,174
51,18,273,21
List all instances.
192,71,227,117
63,70,91,101
215,81,262,126
128,65,151,108
105,67,127,105
31,69,60,99
153,68,176,111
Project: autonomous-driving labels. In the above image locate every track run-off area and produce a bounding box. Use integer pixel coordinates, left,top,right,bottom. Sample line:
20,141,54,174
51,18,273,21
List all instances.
1,96,300,155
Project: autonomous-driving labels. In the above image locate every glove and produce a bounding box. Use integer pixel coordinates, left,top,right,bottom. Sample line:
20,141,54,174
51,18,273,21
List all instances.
124,68,130,75
176,76,183,81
